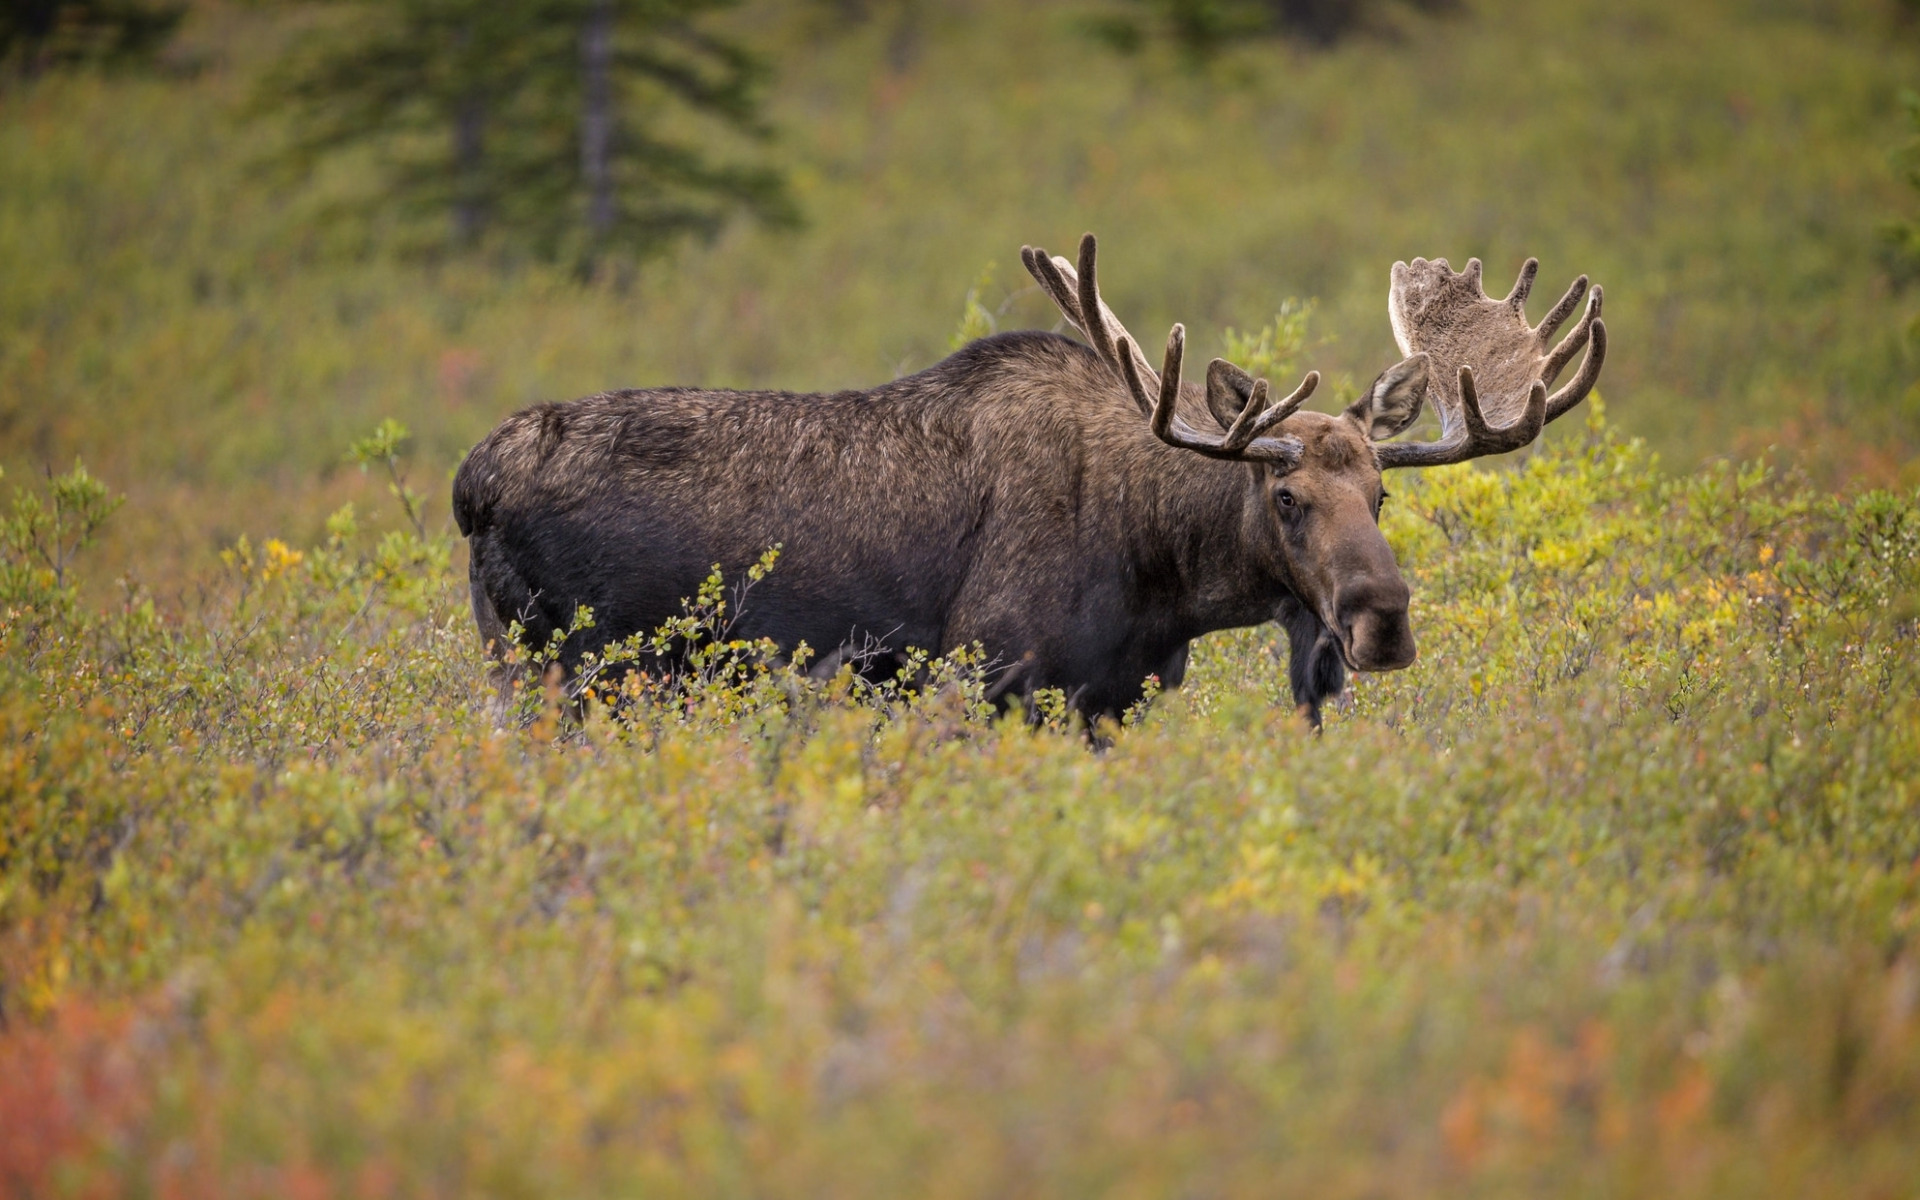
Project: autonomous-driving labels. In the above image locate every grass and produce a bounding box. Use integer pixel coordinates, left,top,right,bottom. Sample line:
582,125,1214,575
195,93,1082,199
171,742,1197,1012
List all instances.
3,0,1920,1194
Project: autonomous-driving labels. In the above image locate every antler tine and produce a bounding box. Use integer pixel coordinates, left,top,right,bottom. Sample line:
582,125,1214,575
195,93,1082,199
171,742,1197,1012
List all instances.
1459,366,1545,452
1535,274,1589,344
1542,285,1603,383
1136,328,1305,462
1545,313,1606,421
1223,371,1320,451
1506,258,1539,313
1134,325,1184,441
1374,368,1545,470
1219,377,1271,448
1157,324,1184,416
1027,241,1158,419
1075,234,1125,382
1022,235,1161,397
1026,232,1306,466
1022,245,1088,333
1122,326,1301,466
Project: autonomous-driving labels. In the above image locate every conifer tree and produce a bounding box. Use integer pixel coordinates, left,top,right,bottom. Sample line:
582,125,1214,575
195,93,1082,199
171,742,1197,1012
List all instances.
263,0,795,264
1,0,184,75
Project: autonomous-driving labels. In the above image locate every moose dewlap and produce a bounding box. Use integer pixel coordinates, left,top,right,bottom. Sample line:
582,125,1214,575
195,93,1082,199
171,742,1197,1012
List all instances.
452,234,1606,726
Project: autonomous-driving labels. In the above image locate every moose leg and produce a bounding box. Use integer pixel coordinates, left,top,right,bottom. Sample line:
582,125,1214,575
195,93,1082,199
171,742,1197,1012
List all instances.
805,632,910,685
469,553,525,723
1155,642,1191,690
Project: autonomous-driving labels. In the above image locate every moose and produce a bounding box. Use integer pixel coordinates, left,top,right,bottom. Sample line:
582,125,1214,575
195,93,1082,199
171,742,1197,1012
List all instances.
452,235,1605,725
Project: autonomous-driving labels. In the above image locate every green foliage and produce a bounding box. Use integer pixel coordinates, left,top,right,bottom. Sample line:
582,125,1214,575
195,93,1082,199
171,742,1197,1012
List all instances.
948,262,1000,349
258,0,796,263
2,398,1918,1194
348,417,428,537
0,462,122,611
1220,298,1316,385
0,0,183,75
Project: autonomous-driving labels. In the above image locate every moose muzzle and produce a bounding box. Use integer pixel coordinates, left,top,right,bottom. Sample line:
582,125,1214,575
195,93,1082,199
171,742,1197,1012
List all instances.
1336,577,1417,672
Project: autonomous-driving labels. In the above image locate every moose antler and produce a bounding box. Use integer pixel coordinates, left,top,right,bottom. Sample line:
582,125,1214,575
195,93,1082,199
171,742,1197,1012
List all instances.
1020,235,1162,405
1022,234,1317,465
1374,255,1606,470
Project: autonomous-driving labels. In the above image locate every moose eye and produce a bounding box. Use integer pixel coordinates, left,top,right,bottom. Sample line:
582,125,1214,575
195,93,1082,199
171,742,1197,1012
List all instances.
1276,488,1297,509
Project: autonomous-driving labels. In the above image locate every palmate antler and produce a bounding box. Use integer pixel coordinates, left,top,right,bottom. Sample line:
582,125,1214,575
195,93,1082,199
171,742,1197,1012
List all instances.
1022,235,1318,466
1374,256,1606,469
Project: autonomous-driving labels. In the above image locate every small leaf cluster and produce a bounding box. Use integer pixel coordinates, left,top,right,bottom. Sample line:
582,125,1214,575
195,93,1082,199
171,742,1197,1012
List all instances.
1220,298,1317,387
0,461,123,627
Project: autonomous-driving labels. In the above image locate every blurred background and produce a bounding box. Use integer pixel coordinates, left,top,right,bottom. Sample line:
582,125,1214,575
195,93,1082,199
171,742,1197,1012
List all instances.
4,0,1920,587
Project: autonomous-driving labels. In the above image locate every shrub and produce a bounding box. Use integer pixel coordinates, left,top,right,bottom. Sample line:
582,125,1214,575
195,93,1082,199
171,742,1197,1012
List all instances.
1,404,1916,1195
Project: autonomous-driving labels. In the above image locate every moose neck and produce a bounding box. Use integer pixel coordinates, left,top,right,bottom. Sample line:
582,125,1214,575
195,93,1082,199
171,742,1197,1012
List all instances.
1141,451,1295,640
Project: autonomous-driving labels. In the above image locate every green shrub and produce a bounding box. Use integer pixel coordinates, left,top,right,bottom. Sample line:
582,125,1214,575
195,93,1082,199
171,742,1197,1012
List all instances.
2,402,1916,1195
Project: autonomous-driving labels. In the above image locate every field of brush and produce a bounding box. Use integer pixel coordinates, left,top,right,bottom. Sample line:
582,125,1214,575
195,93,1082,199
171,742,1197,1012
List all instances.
3,0,1919,1196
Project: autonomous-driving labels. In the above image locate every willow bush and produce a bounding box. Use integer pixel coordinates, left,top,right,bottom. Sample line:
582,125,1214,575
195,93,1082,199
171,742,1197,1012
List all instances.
1,395,1916,1197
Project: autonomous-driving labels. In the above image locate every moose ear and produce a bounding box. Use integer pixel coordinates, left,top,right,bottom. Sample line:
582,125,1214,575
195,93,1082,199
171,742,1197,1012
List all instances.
1205,358,1259,430
1346,353,1429,440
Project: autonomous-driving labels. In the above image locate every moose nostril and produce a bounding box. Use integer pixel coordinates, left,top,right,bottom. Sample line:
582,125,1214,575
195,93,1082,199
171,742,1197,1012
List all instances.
1336,579,1416,672
1343,609,1417,672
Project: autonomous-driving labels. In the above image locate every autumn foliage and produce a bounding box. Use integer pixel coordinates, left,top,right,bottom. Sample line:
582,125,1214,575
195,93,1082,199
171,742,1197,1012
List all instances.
2,401,1916,1196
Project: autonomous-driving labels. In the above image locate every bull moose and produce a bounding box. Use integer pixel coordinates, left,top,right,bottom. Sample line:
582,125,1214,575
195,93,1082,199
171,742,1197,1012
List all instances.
452,235,1606,725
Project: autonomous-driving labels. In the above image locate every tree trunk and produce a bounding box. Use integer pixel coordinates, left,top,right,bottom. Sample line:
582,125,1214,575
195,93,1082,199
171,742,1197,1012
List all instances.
450,20,486,244
580,0,616,239
453,91,486,243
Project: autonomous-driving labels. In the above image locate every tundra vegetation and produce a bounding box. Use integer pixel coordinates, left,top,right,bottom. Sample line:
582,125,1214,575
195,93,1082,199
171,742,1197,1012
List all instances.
3,0,1920,1196
5,396,1919,1197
